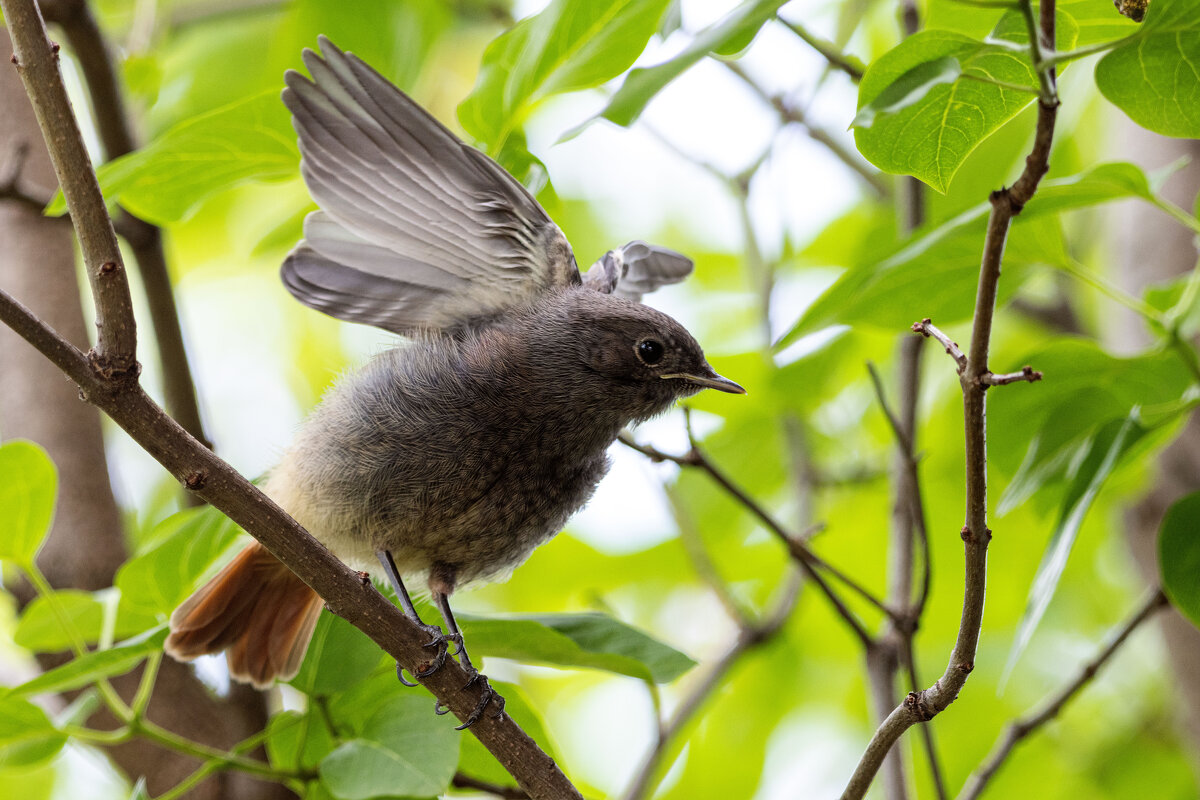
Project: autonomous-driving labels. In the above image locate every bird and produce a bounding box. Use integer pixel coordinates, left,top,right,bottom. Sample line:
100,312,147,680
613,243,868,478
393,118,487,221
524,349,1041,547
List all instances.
164,37,743,727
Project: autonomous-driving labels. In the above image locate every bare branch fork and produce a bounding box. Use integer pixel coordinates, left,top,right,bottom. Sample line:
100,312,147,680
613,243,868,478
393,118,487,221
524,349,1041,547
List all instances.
839,1,1060,796
0,2,577,797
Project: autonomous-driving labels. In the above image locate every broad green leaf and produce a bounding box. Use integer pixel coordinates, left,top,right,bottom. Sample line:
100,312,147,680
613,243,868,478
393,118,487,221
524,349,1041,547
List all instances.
6,627,167,698
458,0,673,153
1006,411,1148,676
1159,492,1200,629
459,611,695,683
576,0,788,134
778,162,1190,347
15,589,159,652
456,681,556,789
989,340,1193,477
0,696,67,768
47,91,297,224
266,710,337,772
115,506,244,616
1096,0,1200,138
854,12,1078,192
0,440,57,565
320,694,459,799
926,0,1138,44
288,612,383,696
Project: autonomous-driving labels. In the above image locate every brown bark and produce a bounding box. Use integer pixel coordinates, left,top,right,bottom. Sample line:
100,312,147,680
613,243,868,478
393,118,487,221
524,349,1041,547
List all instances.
0,25,285,799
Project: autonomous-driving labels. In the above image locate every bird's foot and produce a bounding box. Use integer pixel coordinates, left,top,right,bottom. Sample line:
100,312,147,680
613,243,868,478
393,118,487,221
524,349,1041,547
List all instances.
396,623,452,685
455,668,505,730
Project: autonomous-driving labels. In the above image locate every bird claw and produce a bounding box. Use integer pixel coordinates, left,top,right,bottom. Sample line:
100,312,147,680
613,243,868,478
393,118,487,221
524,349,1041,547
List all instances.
395,623,452,683
455,669,505,730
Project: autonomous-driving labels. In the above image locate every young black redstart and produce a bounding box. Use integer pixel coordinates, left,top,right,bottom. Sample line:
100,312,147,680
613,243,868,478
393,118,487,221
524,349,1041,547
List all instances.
165,37,743,726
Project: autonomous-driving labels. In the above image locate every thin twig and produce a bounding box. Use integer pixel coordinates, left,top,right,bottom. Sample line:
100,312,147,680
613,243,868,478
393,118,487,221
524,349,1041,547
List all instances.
911,319,967,372
839,2,1060,796
775,17,865,82
956,589,1169,800
619,429,897,637
981,367,1043,386
621,570,803,800
719,59,890,197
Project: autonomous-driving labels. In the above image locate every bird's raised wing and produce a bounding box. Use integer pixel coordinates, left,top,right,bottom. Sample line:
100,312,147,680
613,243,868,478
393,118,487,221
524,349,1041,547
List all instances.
582,241,694,301
281,36,580,334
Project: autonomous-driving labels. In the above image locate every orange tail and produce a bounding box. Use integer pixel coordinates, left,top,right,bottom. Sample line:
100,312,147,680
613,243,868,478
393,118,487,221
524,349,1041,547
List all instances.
165,542,324,688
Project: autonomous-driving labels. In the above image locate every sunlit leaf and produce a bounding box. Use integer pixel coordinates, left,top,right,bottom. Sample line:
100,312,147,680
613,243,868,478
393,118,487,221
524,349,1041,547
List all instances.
1006,411,1148,676
6,627,167,698
1096,0,1200,138
15,589,159,652
320,694,458,799
0,696,67,769
458,0,673,153
47,91,297,224
115,507,244,616
0,440,57,566
574,0,788,134
1159,492,1200,630
460,611,695,682
266,710,336,772
288,612,383,696
854,12,1078,192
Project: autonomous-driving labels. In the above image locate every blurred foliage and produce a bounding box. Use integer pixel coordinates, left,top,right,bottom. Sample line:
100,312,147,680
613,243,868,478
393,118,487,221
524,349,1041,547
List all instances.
3,0,1200,799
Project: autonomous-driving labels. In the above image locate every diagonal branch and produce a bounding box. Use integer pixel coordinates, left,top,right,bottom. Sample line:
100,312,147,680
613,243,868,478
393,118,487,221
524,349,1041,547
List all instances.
956,588,1168,800
0,2,579,797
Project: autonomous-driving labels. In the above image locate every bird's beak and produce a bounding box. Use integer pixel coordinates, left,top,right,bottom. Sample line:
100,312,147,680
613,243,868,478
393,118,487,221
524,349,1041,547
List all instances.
661,368,746,395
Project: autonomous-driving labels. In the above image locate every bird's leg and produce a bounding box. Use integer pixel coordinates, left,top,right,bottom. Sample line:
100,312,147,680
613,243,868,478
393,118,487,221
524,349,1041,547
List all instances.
375,550,449,683
429,564,505,730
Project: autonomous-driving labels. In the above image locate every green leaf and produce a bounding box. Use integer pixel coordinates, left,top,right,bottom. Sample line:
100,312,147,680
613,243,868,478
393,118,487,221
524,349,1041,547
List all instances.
15,589,160,652
575,0,788,134
6,627,167,698
47,90,297,224
777,161,1187,347
456,681,556,789
1006,411,1149,676
1096,0,1200,138
320,695,459,799
0,440,57,566
266,710,337,772
1159,492,1200,629
114,506,244,616
458,0,673,153
288,612,383,696
854,12,1078,192
459,611,695,683
0,696,67,768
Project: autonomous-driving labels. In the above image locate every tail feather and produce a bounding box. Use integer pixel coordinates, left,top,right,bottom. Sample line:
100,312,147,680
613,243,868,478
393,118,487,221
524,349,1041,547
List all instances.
165,542,324,688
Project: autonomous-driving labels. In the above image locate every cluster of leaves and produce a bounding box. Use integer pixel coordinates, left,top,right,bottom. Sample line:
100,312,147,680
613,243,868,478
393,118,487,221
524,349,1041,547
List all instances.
4,0,1200,798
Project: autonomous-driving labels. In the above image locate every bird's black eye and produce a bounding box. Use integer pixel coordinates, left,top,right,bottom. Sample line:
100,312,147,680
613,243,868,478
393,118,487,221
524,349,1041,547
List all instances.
637,339,664,365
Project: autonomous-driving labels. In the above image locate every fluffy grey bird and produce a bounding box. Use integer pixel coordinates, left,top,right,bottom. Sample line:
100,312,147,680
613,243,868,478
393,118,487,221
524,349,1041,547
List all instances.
165,37,742,726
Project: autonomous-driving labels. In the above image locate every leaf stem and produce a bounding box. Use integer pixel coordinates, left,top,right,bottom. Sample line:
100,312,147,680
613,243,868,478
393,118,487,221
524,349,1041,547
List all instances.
1036,37,1131,69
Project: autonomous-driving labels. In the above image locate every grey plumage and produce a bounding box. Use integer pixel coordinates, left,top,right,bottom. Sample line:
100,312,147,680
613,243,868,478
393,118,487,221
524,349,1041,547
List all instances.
166,37,741,698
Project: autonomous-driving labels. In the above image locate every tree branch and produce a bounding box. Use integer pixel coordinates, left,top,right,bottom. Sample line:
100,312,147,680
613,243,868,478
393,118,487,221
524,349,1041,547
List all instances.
40,0,212,451
0,2,579,796
839,2,1060,796
956,588,1168,800
775,16,865,82
4,0,137,374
